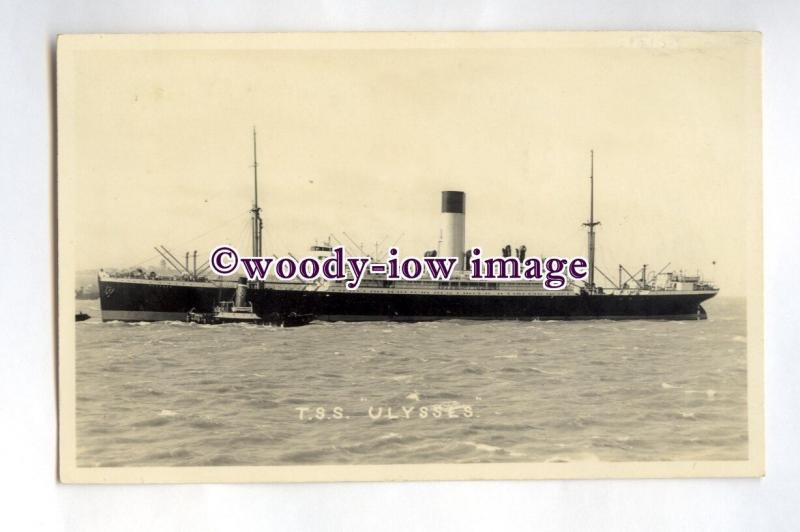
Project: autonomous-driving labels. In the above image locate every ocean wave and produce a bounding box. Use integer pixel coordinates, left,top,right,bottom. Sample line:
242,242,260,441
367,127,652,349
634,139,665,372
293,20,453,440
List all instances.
131,416,173,428
528,367,563,376
460,440,524,457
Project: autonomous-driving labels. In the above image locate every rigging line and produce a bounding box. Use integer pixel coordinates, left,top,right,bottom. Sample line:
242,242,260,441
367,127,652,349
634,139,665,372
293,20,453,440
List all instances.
378,232,405,261
175,209,252,247
129,210,250,267
235,217,251,251
329,233,357,258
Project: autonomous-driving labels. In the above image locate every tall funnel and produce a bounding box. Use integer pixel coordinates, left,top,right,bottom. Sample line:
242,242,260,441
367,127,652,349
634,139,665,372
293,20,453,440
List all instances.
441,191,466,269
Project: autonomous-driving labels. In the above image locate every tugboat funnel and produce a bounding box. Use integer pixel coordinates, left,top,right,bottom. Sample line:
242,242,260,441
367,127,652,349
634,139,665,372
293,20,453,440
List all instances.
235,277,248,308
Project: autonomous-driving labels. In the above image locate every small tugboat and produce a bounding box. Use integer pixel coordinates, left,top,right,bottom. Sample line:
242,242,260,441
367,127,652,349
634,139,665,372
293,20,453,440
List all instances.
186,300,263,325
186,278,314,327
186,305,313,327
75,311,90,322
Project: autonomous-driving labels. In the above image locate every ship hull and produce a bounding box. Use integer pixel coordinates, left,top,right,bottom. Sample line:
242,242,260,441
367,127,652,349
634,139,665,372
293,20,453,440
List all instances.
98,276,717,322
250,288,717,321
97,277,236,322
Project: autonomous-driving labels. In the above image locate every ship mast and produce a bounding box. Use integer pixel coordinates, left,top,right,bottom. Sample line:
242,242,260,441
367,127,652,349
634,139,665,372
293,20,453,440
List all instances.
582,150,600,292
251,127,263,257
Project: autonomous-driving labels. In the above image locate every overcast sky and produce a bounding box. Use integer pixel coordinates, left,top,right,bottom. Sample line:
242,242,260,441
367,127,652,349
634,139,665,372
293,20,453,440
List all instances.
62,33,760,295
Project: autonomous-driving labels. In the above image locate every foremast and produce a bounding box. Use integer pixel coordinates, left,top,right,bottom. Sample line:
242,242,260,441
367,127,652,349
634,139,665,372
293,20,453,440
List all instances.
251,127,263,257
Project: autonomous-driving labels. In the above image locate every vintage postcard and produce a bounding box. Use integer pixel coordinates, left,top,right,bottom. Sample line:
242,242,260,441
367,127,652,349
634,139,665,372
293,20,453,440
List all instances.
57,32,763,483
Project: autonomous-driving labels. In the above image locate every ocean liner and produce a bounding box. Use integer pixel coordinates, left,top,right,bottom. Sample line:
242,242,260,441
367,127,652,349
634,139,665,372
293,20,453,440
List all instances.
97,133,718,322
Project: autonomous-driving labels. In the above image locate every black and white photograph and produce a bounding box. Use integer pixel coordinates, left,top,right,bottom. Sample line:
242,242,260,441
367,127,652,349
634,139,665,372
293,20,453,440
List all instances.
56,32,763,482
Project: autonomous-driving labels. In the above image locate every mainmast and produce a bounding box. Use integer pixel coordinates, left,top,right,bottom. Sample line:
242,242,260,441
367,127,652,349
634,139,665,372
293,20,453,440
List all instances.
582,150,600,291
251,127,263,257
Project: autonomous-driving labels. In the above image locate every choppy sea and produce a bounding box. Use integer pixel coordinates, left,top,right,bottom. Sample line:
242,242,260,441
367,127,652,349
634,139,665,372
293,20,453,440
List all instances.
74,297,748,466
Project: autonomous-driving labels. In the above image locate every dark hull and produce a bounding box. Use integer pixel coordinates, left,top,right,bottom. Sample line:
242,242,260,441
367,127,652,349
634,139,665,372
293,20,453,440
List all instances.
251,288,717,321
99,277,717,322
98,277,235,322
